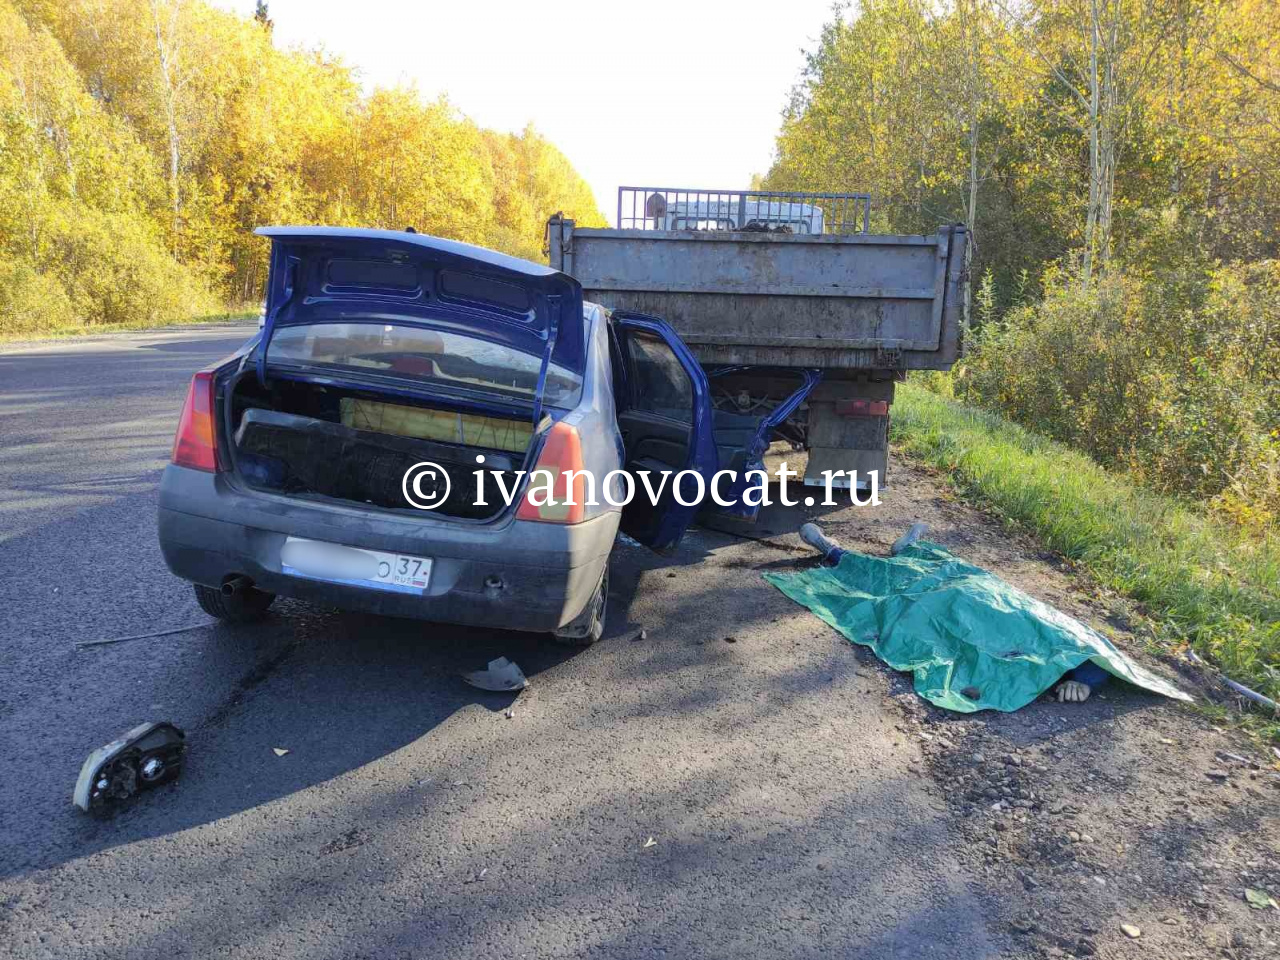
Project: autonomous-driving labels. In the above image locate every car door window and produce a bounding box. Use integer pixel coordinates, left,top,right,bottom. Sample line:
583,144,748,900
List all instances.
628,333,693,423
611,313,717,552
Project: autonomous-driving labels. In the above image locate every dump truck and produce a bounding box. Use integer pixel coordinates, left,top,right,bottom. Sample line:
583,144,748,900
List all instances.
546,187,969,495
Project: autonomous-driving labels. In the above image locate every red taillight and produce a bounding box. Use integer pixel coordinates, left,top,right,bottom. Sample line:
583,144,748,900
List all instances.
835,398,890,417
516,421,586,524
172,372,218,472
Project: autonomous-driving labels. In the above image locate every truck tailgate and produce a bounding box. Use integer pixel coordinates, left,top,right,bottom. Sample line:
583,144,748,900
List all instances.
548,220,967,371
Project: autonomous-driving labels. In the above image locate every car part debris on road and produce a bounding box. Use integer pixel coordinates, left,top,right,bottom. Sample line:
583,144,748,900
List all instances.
462,657,528,692
73,721,185,813
768,537,1191,713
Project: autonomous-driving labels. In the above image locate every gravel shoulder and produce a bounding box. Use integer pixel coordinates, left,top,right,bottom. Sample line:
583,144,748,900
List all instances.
777,455,1280,960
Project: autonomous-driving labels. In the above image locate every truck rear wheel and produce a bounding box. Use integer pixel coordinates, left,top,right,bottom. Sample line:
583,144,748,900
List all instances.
552,569,608,646
193,582,275,623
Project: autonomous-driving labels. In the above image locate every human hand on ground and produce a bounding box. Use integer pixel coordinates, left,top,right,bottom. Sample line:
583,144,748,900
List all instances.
1055,680,1092,703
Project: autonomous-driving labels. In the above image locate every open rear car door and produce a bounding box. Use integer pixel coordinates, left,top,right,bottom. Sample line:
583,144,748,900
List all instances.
609,311,717,552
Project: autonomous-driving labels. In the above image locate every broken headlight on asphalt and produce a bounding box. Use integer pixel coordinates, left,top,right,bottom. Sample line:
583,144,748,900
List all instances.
72,721,186,813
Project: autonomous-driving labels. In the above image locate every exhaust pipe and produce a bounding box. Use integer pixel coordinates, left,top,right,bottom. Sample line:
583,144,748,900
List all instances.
221,575,252,598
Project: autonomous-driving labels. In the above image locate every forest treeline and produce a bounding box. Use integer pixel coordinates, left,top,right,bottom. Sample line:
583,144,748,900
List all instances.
0,0,604,336
767,0,1279,528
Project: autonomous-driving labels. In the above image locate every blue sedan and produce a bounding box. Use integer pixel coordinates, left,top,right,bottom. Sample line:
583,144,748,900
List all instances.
157,227,745,645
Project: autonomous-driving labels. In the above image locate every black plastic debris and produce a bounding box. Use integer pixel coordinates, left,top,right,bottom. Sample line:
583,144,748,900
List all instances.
72,721,186,813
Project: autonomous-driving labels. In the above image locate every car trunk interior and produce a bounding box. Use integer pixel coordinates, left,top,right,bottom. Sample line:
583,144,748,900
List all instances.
225,373,532,520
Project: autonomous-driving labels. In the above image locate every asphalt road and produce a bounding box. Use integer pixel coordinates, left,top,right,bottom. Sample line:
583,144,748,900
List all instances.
0,328,1001,959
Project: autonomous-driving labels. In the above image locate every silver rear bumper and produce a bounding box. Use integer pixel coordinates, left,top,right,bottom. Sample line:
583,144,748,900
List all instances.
157,466,618,631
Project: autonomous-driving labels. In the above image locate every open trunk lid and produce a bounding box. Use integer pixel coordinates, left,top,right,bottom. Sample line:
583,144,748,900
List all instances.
254,227,585,415
229,228,585,519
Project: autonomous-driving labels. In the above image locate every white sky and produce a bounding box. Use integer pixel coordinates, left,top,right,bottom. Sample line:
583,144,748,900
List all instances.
213,0,838,224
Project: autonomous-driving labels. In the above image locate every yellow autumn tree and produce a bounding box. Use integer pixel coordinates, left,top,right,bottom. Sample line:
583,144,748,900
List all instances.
483,125,608,260
769,0,1279,524
0,0,213,333
1,0,604,335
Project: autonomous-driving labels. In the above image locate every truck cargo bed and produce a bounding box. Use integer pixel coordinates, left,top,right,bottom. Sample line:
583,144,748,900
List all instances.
548,218,967,371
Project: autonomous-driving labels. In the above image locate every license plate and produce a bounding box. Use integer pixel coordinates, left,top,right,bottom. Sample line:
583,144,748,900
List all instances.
280,537,431,594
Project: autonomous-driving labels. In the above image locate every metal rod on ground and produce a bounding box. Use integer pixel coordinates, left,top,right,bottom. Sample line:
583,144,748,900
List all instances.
1186,649,1278,713
77,622,213,648
1222,677,1280,713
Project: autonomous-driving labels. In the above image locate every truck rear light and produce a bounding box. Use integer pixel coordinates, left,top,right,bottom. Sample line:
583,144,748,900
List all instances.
835,399,889,417
516,421,586,524
172,372,218,472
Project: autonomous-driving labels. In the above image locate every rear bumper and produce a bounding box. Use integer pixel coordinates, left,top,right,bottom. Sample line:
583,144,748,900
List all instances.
157,466,619,631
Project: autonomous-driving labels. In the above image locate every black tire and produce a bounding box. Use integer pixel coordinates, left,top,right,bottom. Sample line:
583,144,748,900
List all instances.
551,568,608,646
193,582,275,624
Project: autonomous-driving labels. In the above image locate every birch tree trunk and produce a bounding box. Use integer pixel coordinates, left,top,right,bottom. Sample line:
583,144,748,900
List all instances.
963,0,982,236
963,0,982,341
149,0,183,241
1083,0,1102,282
1084,0,1125,281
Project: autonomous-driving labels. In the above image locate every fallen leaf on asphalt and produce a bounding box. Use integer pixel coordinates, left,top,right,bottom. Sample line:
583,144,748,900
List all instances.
643,837,657,848
272,747,290,757
1245,888,1277,910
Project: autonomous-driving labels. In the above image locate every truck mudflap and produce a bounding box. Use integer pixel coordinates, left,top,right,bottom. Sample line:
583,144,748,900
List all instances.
803,378,896,491
703,368,822,522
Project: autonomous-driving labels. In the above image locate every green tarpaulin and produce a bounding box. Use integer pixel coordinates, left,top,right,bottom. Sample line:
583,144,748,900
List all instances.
765,541,1191,713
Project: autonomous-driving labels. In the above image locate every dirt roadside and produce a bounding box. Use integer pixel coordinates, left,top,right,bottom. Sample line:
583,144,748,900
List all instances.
742,451,1280,959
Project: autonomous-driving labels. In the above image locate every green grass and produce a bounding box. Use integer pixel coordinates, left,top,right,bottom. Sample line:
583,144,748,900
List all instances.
0,309,257,345
892,383,1280,731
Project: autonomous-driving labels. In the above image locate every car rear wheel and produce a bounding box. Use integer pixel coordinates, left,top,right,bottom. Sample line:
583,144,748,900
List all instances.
551,568,608,646
193,582,276,623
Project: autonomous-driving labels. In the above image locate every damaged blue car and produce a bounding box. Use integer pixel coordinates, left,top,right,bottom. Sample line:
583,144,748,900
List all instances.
157,227,812,644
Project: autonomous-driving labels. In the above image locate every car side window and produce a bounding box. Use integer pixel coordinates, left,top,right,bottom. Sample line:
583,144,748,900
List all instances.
627,332,693,424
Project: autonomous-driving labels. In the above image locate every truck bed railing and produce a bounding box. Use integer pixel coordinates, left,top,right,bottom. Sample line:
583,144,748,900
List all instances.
617,187,871,235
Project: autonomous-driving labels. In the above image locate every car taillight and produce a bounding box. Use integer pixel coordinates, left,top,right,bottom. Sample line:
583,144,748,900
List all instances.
835,398,890,417
516,420,586,524
171,372,218,472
